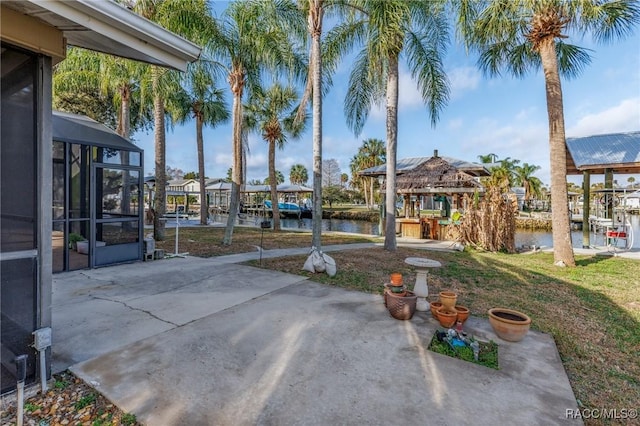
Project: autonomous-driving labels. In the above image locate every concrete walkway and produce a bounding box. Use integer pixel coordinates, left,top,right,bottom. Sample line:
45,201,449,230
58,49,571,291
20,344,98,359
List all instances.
53,246,582,425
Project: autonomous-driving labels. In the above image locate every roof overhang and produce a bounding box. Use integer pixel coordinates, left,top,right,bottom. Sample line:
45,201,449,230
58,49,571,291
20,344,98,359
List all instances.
566,131,640,175
2,0,201,71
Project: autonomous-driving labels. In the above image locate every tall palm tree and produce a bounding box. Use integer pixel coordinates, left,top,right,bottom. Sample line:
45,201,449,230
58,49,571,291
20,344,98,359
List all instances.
328,0,450,251
210,0,306,244
297,0,326,249
290,164,309,185
133,0,211,240
514,163,542,201
455,0,640,267
349,152,369,207
360,138,386,209
168,62,229,225
245,83,305,231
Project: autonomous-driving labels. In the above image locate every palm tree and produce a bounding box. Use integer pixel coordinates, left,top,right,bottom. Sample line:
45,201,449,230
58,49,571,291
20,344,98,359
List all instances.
359,138,386,209
168,62,229,225
297,0,326,249
328,0,450,250
245,84,305,231
341,173,349,188
455,0,640,267
133,0,212,240
349,152,369,207
290,164,309,185
514,163,542,201
477,153,497,164
210,0,306,244
53,49,148,139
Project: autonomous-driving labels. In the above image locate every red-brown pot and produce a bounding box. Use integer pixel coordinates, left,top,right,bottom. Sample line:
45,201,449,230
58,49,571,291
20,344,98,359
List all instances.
455,305,470,324
430,301,443,319
436,308,457,328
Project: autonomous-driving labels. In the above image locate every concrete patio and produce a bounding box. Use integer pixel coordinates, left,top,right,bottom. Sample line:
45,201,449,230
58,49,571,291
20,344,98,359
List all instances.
52,253,582,425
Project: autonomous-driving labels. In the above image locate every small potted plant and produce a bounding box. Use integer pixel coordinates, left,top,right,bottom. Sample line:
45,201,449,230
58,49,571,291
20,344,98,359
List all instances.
68,233,86,250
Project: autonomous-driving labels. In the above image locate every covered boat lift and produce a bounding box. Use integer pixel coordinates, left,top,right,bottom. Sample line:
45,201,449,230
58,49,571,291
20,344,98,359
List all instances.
566,131,640,249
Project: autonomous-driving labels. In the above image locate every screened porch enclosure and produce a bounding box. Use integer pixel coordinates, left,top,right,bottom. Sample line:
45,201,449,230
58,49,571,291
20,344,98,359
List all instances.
52,112,144,273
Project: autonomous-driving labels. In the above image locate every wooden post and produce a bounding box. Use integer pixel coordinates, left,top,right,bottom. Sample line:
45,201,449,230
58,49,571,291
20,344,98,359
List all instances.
582,171,590,248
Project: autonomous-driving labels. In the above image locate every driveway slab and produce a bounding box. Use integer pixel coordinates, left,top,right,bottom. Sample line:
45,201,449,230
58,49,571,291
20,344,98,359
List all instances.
52,258,307,372
63,268,581,425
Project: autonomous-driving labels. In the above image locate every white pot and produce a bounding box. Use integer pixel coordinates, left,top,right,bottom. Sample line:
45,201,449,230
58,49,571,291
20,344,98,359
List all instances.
76,240,89,254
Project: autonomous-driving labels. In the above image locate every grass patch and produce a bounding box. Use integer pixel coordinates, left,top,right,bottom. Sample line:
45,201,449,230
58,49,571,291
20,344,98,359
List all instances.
428,333,499,370
155,226,377,258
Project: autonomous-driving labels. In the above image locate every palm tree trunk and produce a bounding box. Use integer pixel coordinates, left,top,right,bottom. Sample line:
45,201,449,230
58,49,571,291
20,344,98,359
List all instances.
196,114,207,225
384,54,399,251
269,140,281,231
310,0,323,250
152,67,166,241
539,38,575,267
119,86,132,219
223,72,244,245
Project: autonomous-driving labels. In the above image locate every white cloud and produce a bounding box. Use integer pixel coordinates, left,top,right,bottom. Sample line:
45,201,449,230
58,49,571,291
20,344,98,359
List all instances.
448,66,481,99
448,118,463,130
567,98,640,137
460,117,551,182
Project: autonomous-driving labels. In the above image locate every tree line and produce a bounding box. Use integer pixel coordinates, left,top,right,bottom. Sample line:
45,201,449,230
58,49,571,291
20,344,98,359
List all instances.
53,0,639,266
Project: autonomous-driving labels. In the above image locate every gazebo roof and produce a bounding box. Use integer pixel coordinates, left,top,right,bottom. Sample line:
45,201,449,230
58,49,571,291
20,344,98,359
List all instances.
359,153,490,178
394,156,483,194
566,131,640,174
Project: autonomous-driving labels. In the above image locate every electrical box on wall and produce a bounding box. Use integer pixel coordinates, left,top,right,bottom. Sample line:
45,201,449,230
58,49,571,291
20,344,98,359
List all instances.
32,327,52,351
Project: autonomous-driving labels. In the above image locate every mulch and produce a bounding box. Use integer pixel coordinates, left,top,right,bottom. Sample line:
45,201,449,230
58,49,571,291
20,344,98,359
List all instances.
0,371,139,426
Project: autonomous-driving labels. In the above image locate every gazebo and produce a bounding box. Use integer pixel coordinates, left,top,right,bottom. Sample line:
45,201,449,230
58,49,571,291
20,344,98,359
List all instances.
360,151,490,239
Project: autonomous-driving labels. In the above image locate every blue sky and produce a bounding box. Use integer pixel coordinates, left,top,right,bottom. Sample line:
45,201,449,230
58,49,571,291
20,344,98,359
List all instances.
133,10,640,188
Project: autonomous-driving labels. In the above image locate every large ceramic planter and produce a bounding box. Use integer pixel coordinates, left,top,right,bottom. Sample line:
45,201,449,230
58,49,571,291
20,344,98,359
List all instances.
439,291,457,311
488,308,531,342
386,291,417,320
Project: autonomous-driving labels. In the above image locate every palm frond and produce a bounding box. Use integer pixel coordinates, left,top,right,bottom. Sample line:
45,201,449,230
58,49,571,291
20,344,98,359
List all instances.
344,50,377,136
405,31,450,128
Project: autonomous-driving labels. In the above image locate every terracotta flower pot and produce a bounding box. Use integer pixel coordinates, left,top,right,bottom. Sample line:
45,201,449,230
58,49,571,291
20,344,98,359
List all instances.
488,308,531,342
439,291,457,311
436,308,457,328
454,305,470,324
430,301,443,319
390,273,403,286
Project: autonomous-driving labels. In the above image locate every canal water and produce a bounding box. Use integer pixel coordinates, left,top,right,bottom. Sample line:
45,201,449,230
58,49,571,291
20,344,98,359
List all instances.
167,213,640,249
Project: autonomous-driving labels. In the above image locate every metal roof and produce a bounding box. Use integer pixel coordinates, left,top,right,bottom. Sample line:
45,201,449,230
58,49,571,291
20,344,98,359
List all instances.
2,0,201,71
566,131,640,174
53,110,141,152
359,155,490,177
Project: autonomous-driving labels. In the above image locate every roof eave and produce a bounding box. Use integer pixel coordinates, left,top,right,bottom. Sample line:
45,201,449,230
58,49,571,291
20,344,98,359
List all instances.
32,0,201,71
